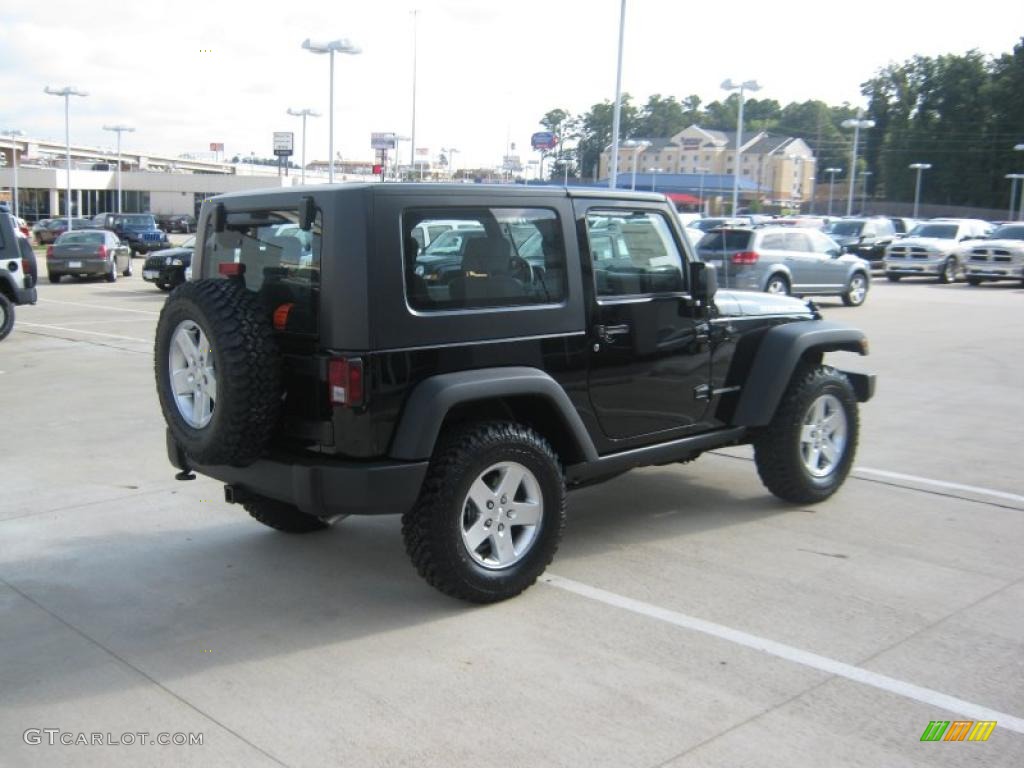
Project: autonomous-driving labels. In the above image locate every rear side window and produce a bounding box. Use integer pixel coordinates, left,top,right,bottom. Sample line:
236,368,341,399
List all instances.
403,208,566,311
759,233,786,250
697,230,753,252
783,232,812,252
203,209,321,334
587,211,685,296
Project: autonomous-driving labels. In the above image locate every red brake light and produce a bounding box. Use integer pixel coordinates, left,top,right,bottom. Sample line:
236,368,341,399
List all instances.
46,245,54,258
328,357,364,407
98,245,108,259
273,303,294,331
219,262,246,277
731,251,760,265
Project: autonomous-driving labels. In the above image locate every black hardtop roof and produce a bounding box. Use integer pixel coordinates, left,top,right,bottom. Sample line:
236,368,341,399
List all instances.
211,183,666,206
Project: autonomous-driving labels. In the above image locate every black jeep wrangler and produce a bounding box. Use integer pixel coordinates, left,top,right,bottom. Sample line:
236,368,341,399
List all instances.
155,185,874,603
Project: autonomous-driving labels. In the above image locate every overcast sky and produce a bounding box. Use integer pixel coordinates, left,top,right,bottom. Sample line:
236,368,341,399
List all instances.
1,0,1019,169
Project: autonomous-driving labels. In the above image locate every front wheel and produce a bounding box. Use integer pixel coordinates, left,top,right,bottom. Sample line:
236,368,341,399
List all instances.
402,421,566,603
938,257,958,284
0,293,14,342
753,365,859,504
842,273,868,306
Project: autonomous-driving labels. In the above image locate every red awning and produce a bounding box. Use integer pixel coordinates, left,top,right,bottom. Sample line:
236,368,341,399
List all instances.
667,193,701,204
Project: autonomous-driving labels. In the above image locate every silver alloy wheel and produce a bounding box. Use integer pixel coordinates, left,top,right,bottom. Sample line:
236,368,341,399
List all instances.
848,275,867,305
766,276,788,295
944,258,956,282
800,394,847,477
460,461,543,570
168,319,217,429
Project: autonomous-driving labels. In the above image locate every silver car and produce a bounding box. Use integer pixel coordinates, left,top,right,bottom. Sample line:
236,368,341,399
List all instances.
883,218,992,283
962,223,1024,286
696,226,871,306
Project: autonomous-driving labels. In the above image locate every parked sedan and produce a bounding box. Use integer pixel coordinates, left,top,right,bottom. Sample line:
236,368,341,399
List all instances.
696,226,871,306
31,218,56,244
142,237,195,290
962,223,1024,286
36,218,92,245
47,230,133,283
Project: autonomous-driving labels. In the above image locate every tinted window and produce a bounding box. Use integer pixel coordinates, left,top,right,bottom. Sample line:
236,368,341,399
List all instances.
203,208,321,334
698,230,753,251
826,221,864,236
404,208,566,311
991,225,1024,240
587,211,684,296
908,224,958,239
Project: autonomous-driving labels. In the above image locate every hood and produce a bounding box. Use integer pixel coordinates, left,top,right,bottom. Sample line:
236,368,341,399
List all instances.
713,289,814,318
147,246,192,260
968,239,1024,252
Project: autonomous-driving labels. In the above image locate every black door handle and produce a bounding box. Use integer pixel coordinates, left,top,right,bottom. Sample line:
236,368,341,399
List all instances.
595,324,630,343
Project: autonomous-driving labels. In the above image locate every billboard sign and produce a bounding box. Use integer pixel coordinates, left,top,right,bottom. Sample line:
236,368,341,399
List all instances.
209,142,224,152
371,132,397,150
530,131,558,151
273,132,294,156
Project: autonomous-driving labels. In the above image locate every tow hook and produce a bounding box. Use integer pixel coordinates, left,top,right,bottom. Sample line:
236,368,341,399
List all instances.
223,484,255,505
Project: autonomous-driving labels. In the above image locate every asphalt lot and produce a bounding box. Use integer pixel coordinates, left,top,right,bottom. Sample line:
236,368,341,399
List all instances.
1,264,1023,767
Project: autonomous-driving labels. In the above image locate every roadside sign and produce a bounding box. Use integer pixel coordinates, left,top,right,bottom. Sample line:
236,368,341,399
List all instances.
371,132,397,150
273,132,294,156
531,132,558,151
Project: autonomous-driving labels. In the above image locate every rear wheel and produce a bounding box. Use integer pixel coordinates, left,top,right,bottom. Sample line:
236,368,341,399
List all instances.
106,259,118,283
245,497,329,533
754,365,858,504
765,274,790,295
156,280,172,292
0,294,14,342
841,272,868,306
49,273,62,284
966,277,983,286
886,273,901,282
402,421,565,603
123,258,133,278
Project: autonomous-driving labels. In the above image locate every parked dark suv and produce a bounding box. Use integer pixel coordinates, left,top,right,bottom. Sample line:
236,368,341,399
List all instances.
824,217,896,267
155,185,875,603
110,213,169,254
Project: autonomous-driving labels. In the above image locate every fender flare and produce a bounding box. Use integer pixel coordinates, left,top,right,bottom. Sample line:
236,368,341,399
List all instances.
389,366,598,462
731,320,869,426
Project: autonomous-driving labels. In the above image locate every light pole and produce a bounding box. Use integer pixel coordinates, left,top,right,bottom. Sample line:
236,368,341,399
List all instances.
721,78,761,216
824,167,841,216
44,86,88,227
1,129,24,218
302,38,361,184
647,167,664,193
1007,174,1024,222
908,162,931,219
623,139,649,190
697,167,709,215
860,170,872,214
608,0,627,189
410,10,419,170
287,108,320,185
440,147,459,181
102,124,135,214
841,112,875,216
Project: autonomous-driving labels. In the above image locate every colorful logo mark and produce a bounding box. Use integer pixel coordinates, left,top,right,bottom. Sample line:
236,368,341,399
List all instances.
920,720,996,742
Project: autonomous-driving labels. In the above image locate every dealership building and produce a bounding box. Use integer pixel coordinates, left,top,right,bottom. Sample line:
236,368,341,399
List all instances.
0,135,377,222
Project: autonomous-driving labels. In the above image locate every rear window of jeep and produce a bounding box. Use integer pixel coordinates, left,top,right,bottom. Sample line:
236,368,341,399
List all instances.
202,209,321,335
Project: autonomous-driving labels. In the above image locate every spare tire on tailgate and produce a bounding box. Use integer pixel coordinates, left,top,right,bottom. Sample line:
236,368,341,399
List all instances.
155,279,281,467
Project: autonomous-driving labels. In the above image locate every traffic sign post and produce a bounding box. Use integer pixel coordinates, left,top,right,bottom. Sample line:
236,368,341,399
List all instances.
273,132,294,178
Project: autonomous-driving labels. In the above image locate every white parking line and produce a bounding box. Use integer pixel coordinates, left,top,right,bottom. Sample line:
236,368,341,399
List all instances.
19,322,150,343
854,467,1024,505
544,574,1024,735
37,298,160,316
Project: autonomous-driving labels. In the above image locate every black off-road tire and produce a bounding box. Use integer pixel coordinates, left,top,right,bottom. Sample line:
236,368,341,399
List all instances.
402,421,566,603
245,497,329,533
154,279,281,467
753,365,859,504
0,293,14,342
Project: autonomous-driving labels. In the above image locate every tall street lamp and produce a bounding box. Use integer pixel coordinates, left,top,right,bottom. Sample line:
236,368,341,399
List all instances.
409,10,419,171
908,162,932,219
287,108,320,184
1006,173,1024,222
44,85,88,227
302,38,361,184
841,112,875,216
623,139,649,190
647,167,664,193
696,167,709,215
824,167,842,216
102,124,135,214
608,0,627,189
860,170,872,214
721,78,761,216
1,129,24,218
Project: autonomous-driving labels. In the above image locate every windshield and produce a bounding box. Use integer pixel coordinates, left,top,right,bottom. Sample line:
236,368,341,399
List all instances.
117,214,157,228
58,232,104,245
908,223,958,239
826,221,864,236
990,225,1024,240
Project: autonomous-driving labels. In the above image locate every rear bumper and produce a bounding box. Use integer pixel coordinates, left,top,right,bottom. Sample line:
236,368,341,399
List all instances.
142,265,181,283
167,431,428,517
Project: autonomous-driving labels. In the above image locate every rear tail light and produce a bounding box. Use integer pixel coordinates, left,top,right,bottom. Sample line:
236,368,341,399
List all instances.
218,262,246,277
46,245,54,258
98,245,108,259
272,303,294,331
731,251,760,265
21,258,30,274
328,357,364,407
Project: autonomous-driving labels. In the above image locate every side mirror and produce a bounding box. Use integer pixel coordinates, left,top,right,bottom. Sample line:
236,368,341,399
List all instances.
828,248,842,258
689,261,717,306
300,195,316,231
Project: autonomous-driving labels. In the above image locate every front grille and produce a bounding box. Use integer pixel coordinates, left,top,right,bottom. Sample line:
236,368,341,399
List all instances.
970,254,989,262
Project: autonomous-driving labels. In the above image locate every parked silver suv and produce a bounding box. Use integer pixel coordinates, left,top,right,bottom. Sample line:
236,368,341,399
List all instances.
695,226,871,306
883,218,992,283
962,223,1024,286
